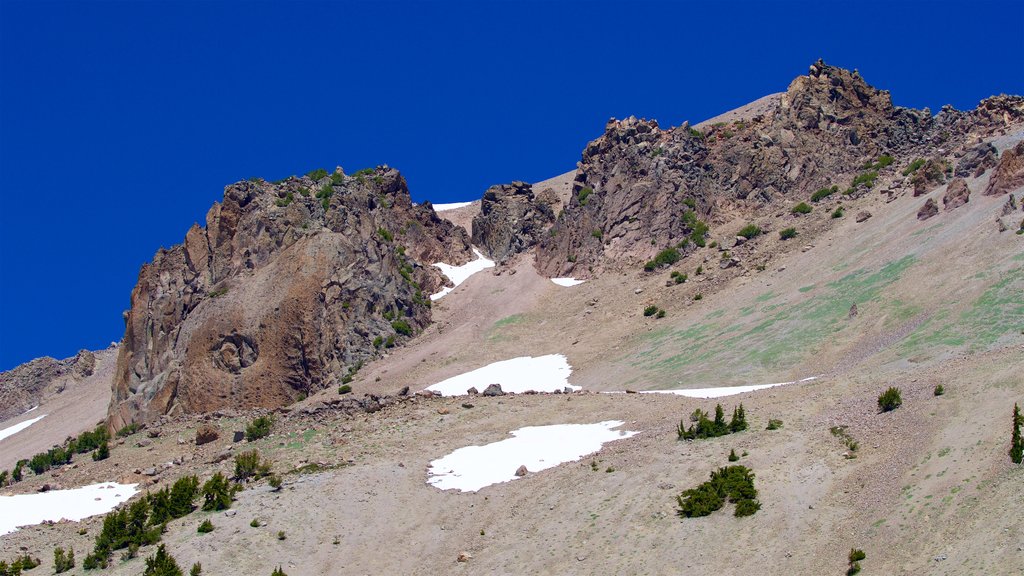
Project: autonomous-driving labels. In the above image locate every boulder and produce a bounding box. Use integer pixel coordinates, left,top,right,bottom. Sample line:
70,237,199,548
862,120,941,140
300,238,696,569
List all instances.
482,384,505,397
855,211,872,223
955,142,997,177
942,178,970,211
515,465,528,477
471,181,555,262
195,424,219,446
917,198,939,220
985,141,1024,196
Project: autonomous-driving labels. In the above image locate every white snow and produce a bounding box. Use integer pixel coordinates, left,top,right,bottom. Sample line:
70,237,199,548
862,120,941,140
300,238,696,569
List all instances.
0,414,46,443
429,248,496,300
638,377,818,399
551,277,585,287
426,354,579,396
431,201,474,212
427,421,638,492
0,482,139,536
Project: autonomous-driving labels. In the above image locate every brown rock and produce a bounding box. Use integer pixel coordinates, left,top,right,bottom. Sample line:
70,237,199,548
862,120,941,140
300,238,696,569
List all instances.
515,465,528,477
985,141,1024,196
918,198,939,220
855,211,872,223
195,424,219,446
954,142,997,177
457,552,472,563
471,181,555,263
942,178,970,211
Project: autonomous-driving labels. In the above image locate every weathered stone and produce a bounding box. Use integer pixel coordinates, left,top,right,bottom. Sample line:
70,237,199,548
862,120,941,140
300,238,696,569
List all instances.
466,387,478,395
195,424,219,446
232,431,245,443
942,178,970,211
985,141,1024,196
471,181,555,262
855,211,872,222
955,142,997,177
918,198,939,220
515,465,528,477
482,384,504,397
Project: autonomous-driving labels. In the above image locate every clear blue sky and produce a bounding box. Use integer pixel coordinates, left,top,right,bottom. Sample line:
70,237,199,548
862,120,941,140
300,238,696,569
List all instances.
1,0,1022,369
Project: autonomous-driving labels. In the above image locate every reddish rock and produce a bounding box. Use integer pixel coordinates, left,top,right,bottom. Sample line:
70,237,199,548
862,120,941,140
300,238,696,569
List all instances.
942,178,971,211
195,424,219,446
918,198,939,220
984,141,1024,196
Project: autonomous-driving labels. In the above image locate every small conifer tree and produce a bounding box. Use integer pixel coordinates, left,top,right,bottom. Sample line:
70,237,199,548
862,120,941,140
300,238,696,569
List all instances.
1011,403,1023,465
143,545,182,576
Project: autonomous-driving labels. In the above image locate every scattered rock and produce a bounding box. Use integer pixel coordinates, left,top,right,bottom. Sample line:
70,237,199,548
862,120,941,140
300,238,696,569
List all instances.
195,424,219,446
942,178,970,211
398,386,410,396
855,210,872,222
634,288,643,295
232,431,245,443
563,387,574,394
136,439,152,448
917,198,939,220
457,552,472,563
1001,195,1018,216
985,140,1024,196
955,142,997,177
143,467,158,476
461,403,474,409
848,304,858,318
437,407,450,415
466,387,479,395
515,465,528,477
482,384,505,397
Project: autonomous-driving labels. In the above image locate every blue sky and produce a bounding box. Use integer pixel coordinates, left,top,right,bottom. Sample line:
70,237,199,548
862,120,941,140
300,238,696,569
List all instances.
1,0,1022,369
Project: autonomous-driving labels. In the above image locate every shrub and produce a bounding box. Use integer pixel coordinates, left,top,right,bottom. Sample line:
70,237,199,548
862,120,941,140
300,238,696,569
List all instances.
643,305,659,317
117,423,141,438
682,211,709,246
902,158,925,176
656,309,666,319
147,475,200,525
250,518,260,528
92,441,110,461
0,470,7,488
234,450,271,482
1011,403,1023,464
197,520,214,534
933,384,944,396
677,465,759,518
779,227,798,240
391,319,413,336
191,563,202,576
791,202,812,214
728,449,739,462
874,154,894,169
737,224,761,239
246,416,274,441
693,293,703,301
201,473,235,511
338,384,352,394
644,248,681,271
729,404,748,432
811,185,838,202
272,567,288,576
268,474,283,491
831,206,845,218
143,544,182,576
678,404,746,440
849,549,866,562
377,228,393,242
277,531,286,541
330,172,345,185
766,419,783,430
670,270,687,284
577,187,593,206
274,192,294,207
591,228,603,240
851,170,878,188
877,387,902,412
306,168,329,180
53,547,74,574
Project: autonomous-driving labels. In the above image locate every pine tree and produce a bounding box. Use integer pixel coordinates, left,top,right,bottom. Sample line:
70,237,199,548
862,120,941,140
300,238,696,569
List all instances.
729,404,748,433
143,545,183,576
1011,403,1023,465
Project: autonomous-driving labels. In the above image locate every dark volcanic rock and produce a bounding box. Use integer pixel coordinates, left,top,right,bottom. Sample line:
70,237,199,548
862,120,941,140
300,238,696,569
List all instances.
918,198,939,220
482,383,505,396
942,178,971,211
109,167,473,429
955,142,997,177
471,181,554,262
984,141,1024,196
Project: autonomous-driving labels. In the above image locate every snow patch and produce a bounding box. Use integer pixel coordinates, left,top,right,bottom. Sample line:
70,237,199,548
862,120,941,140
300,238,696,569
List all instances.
551,277,585,287
427,421,637,492
432,201,474,212
429,248,495,300
638,377,818,398
0,414,46,443
0,482,139,536
426,354,579,396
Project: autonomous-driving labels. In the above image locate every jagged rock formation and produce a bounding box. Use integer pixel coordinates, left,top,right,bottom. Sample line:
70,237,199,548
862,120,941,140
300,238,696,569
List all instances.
0,349,100,421
985,140,1024,196
955,142,998,177
918,198,939,220
534,60,1023,276
109,167,473,428
471,181,555,262
943,178,971,211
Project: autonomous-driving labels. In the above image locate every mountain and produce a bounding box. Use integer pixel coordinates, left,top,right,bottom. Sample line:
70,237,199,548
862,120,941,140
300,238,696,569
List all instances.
1,61,1022,575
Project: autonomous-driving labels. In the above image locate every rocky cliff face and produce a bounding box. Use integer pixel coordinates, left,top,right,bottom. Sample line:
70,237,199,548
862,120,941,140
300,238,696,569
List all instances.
534,60,1024,276
109,167,472,428
471,181,555,262
0,349,98,421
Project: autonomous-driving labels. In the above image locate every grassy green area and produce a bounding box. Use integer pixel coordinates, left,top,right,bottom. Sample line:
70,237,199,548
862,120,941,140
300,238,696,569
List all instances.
488,313,528,342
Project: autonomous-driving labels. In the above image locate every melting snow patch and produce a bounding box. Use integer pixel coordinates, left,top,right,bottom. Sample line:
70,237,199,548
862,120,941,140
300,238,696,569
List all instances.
639,377,818,399
0,482,139,536
432,201,474,212
551,277,585,287
429,248,495,301
427,421,637,492
426,354,579,396
0,414,46,443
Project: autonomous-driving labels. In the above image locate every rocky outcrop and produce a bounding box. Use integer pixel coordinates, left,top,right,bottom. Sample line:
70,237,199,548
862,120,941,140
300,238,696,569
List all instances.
984,140,1024,196
0,349,105,422
918,198,939,220
943,178,971,211
471,181,555,262
912,159,948,196
955,142,998,177
109,167,473,429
